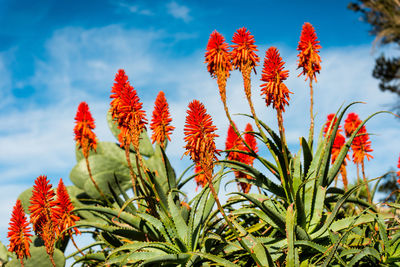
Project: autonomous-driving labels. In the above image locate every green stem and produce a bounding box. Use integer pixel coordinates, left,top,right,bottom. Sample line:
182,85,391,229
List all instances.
308,79,314,146
85,156,112,206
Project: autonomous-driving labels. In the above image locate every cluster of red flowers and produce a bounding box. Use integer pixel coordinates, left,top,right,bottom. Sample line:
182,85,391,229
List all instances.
323,113,373,166
74,102,97,158
8,176,79,263
205,31,233,80
231,27,259,72
397,154,400,184
260,47,292,113
205,24,320,114
323,114,347,164
297,22,322,82
109,70,175,151
184,100,219,187
7,200,32,264
150,91,175,148
344,113,373,164
225,123,258,193
110,69,148,150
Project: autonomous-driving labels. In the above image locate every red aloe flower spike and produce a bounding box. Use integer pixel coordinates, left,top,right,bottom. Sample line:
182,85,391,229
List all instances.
184,100,219,164
225,124,246,162
8,200,32,265
344,112,361,138
205,31,232,79
397,154,400,185
150,91,175,148
344,113,373,202
260,47,292,113
331,133,346,164
29,175,57,264
74,102,97,158
53,179,80,238
205,31,232,105
244,123,258,164
194,164,208,190
297,22,322,82
237,123,258,193
184,100,219,187
351,127,373,164
231,27,259,72
110,69,147,150
323,113,342,137
344,113,373,164
75,102,109,204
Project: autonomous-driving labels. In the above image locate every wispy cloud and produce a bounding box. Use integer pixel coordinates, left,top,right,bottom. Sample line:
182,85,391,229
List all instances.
166,1,192,22
117,1,154,16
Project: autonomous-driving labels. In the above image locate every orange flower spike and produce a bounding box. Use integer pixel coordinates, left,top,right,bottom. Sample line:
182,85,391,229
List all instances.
29,175,57,234
205,31,232,78
244,123,258,165
8,200,32,264
231,27,259,72
53,179,80,238
344,113,373,164
260,47,292,112
351,128,373,164
110,69,147,149
150,91,175,148
344,112,361,138
331,133,346,164
205,31,232,103
225,124,245,162
323,113,342,137
183,100,219,164
396,154,400,184
297,22,322,82
74,102,97,158
194,164,208,190
29,175,58,258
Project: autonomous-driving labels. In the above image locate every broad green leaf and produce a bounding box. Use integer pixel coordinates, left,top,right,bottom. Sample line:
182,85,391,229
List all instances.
286,204,297,267
6,247,65,267
168,192,189,244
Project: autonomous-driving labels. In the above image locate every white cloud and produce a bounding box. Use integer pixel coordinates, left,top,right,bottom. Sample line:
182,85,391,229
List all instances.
1,25,399,243
166,1,192,22
117,2,154,16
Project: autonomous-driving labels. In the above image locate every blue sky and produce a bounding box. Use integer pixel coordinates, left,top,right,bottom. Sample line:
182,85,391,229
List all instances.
1,0,399,247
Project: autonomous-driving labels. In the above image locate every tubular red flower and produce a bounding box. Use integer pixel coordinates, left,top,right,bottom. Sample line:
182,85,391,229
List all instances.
8,200,32,262
260,47,292,112
244,124,257,153
205,31,232,79
344,112,361,138
331,133,346,164
29,175,57,257
194,164,208,189
397,154,400,184
29,175,57,234
184,100,219,164
110,69,147,149
344,113,373,164
231,27,259,72
53,179,80,238
351,127,373,164
74,102,97,158
184,100,219,187
297,22,321,82
323,113,341,137
150,91,175,148
225,124,246,163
